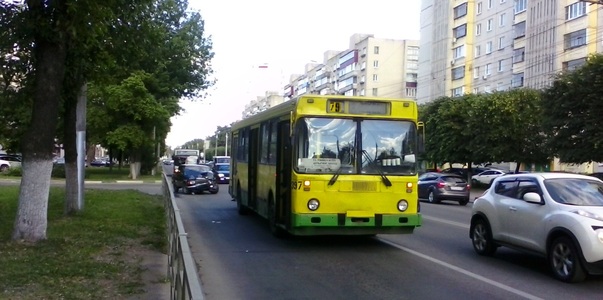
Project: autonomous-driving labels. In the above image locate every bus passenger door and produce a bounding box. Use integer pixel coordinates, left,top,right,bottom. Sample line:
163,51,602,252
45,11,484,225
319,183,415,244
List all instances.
276,121,291,227
249,128,259,210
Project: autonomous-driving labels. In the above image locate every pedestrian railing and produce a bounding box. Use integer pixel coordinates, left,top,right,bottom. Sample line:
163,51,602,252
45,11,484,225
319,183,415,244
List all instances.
162,174,204,300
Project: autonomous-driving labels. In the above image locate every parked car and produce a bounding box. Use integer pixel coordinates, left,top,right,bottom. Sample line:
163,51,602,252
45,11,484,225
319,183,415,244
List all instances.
90,158,112,167
213,163,230,184
441,167,491,179
418,172,470,205
471,169,506,185
470,172,603,283
0,154,21,170
587,172,603,180
172,164,219,194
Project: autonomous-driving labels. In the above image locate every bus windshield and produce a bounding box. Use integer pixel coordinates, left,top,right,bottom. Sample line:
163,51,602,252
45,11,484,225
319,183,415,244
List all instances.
294,117,417,175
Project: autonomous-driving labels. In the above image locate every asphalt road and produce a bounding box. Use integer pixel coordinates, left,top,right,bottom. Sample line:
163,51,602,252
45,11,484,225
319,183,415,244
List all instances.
174,184,603,300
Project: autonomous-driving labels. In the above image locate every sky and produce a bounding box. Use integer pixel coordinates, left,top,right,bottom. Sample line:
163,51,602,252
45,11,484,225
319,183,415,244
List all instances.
165,0,422,148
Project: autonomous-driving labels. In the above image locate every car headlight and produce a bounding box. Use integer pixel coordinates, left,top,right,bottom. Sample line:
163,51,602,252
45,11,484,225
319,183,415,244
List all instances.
218,173,224,177
307,198,319,211
188,180,195,185
397,200,408,212
597,230,603,244
572,209,603,221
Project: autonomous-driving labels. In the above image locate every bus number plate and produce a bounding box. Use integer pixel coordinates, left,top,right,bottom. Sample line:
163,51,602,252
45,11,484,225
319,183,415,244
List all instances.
291,181,302,190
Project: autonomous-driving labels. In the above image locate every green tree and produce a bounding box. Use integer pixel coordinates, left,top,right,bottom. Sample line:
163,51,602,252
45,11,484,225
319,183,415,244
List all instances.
542,54,603,164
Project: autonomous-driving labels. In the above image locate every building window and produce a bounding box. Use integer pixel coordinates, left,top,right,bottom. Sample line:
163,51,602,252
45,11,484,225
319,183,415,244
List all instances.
452,86,465,97
497,82,505,91
477,2,483,14
499,13,506,27
361,61,366,70
566,2,587,20
498,59,504,72
475,45,481,57
454,24,467,39
473,87,479,94
498,36,505,49
565,29,587,49
512,73,524,88
514,21,526,38
563,57,586,71
473,66,480,79
485,63,492,76
452,66,465,80
405,88,417,98
484,85,491,93
515,0,527,14
454,3,468,19
476,23,482,36
373,60,379,67
453,45,465,59
372,74,378,81
486,41,493,54
372,88,378,96
407,62,418,69
513,47,525,63
487,0,492,9
374,46,380,54
487,19,493,31
360,89,365,96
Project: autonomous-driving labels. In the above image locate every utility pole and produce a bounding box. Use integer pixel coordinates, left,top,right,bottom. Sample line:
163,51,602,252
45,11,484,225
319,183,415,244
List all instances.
225,132,228,156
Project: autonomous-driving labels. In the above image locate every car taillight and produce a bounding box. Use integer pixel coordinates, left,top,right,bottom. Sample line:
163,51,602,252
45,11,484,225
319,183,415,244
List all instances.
436,181,446,188
466,184,471,190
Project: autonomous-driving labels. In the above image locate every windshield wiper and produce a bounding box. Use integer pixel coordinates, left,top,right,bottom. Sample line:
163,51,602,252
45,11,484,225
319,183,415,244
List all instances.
362,150,392,187
328,167,342,186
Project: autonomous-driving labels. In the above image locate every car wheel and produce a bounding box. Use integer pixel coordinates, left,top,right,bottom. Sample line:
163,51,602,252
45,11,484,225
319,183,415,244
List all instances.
428,190,439,204
183,187,191,194
0,165,8,172
459,198,469,206
548,236,587,283
471,218,497,256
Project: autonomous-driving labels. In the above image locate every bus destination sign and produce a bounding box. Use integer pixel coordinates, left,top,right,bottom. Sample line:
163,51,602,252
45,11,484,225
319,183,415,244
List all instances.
327,100,389,115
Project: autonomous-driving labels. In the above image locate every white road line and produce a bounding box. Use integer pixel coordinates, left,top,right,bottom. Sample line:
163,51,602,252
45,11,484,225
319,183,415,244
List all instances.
422,215,470,229
378,238,544,300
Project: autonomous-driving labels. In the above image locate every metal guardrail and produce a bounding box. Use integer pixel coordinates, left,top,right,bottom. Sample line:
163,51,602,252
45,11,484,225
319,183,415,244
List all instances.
162,173,205,300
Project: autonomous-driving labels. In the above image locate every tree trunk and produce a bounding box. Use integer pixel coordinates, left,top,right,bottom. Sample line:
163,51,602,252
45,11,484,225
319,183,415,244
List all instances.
129,151,141,179
12,36,67,242
63,83,79,215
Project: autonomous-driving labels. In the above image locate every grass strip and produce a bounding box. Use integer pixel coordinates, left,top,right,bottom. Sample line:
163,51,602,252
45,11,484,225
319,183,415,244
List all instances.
0,186,166,299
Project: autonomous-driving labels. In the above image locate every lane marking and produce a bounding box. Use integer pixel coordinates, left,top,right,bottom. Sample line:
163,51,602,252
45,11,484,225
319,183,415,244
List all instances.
422,215,470,229
378,238,544,300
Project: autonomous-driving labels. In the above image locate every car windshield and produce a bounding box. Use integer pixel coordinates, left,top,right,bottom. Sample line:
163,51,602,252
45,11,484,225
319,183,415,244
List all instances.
215,164,229,171
184,166,213,178
544,178,603,206
442,176,466,183
293,117,417,175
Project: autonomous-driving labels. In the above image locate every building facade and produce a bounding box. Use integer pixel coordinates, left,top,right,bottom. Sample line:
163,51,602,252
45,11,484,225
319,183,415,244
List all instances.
417,0,601,104
243,34,420,118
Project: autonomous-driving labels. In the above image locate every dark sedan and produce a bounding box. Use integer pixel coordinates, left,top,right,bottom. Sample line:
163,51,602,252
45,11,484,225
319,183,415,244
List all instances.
418,172,470,205
172,164,219,195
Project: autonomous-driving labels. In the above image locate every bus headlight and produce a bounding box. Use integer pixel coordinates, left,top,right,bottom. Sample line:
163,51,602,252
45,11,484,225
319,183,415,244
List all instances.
307,198,320,211
397,200,409,212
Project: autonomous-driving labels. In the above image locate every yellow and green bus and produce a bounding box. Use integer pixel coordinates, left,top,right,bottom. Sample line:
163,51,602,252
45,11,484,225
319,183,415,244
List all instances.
229,95,422,237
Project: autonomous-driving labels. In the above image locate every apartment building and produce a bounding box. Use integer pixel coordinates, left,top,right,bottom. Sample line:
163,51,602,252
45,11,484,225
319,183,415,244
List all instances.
417,0,602,104
242,91,284,119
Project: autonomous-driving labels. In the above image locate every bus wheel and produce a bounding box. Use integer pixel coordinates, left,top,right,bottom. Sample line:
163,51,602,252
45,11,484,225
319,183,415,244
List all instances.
268,195,287,238
236,185,249,215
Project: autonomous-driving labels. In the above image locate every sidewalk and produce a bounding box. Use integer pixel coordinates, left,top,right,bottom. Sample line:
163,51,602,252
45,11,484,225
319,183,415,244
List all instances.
0,177,162,184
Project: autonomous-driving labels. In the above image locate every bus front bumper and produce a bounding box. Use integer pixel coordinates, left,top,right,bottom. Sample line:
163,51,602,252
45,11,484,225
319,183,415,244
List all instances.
289,213,422,236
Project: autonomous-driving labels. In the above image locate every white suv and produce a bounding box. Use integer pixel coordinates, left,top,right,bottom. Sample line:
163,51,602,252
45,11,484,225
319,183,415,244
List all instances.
470,172,603,283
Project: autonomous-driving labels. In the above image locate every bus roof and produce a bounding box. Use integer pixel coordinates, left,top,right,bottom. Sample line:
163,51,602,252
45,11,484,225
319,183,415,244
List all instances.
230,94,417,131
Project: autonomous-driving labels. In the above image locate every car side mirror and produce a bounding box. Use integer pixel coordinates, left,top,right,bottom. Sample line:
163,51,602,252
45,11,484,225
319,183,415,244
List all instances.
523,192,542,204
